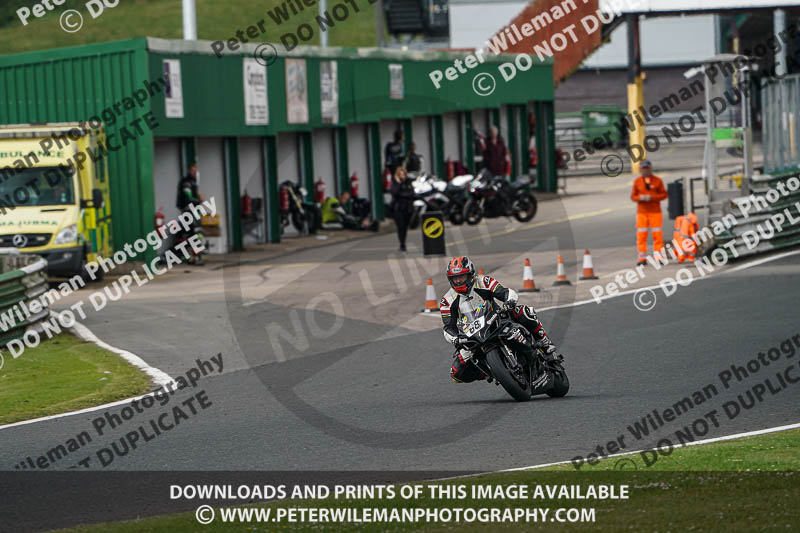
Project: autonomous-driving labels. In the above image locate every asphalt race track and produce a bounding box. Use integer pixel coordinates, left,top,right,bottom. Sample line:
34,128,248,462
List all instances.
2,207,798,476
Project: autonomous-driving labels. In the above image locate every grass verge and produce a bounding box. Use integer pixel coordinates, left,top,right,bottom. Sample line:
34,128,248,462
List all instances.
0,332,152,425
0,0,379,56
55,428,800,532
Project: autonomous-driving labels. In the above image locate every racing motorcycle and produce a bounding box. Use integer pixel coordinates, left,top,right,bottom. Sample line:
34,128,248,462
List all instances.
456,299,569,402
279,180,320,235
463,170,538,225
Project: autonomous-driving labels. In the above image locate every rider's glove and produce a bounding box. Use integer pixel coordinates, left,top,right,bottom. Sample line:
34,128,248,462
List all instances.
502,299,517,313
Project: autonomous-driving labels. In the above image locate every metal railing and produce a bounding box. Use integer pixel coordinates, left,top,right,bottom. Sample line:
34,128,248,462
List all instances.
762,74,800,173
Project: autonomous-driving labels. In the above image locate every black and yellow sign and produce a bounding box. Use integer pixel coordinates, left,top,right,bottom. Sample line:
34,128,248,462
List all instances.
421,212,446,256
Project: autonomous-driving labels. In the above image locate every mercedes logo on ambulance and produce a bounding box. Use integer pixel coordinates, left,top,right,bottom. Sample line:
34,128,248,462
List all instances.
12,234,27,248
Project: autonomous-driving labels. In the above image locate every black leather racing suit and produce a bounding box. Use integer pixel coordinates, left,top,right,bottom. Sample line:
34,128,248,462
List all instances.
439,275,556,383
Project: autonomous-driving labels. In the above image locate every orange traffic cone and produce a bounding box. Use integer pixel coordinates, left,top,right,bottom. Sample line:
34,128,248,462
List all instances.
520,258,540,293
422,278,439,313
478,268,484,276
553,255,571,286
579,249,599,280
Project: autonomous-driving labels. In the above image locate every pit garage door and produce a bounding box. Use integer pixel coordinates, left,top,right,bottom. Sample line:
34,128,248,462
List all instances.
196,137,228,253
411,116,431,174
238,137,266,245
312,128,337,199
347,124,370,201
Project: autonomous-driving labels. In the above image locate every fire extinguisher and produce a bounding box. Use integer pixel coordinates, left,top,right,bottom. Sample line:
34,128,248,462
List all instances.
504,152,512,176
154,207,165,230
446,159,455,181
241,190,252,217
350,172,359,197
382,168,392,192
315,178,326,203
279,184,289,212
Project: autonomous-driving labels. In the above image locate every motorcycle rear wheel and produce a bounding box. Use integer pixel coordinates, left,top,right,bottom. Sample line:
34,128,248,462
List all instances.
513,193,538,222
291,211,307,233
464,199,483,225
486,348,532,402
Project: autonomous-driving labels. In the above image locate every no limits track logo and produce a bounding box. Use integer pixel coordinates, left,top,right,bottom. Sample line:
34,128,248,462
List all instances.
16,0,120,34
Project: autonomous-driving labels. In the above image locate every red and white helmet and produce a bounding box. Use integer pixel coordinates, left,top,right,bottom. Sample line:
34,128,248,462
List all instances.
446,256,476,294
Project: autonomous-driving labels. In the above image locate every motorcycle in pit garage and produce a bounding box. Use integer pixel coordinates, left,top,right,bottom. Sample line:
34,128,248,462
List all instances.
463,169,538,226
279,180,320,235
456,299,569,402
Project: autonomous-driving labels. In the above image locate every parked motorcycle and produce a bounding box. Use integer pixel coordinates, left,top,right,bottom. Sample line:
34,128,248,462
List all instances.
408,172,469,228
463,170,538,225
279,180,320,235
456,299,569,402
159,214,205,266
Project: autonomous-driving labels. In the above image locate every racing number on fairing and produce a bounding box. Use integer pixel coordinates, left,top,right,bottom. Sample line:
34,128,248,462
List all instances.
465,316,486,337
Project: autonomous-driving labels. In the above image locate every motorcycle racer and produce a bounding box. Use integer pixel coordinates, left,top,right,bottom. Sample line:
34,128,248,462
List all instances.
440,256,563,383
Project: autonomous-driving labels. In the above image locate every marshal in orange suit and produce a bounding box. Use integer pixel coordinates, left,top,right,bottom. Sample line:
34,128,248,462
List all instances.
630,160,668,266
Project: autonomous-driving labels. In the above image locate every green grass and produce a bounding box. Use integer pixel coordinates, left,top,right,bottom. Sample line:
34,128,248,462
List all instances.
0,332,152,425
547,427,800,472
0,0,379,56
55,429,800,532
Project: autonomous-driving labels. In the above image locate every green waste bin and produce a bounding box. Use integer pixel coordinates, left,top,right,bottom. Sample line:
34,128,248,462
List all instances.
581,105,626,148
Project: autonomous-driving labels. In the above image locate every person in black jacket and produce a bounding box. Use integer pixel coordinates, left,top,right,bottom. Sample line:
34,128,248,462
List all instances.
384,129,405,177
390,166,414,252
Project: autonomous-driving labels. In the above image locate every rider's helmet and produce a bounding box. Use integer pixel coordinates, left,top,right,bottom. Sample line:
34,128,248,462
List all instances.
447,256,476,294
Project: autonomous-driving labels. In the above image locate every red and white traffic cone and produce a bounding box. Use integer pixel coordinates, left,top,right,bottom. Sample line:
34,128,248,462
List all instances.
422,278,439,313
520,258,540,293
553,255,571,286
579,249,599,280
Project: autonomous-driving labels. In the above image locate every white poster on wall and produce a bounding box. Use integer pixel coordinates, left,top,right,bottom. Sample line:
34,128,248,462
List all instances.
320,60,338,124
389,64,404,100
286,58,309,124
162,59,184,119
243,58,268,125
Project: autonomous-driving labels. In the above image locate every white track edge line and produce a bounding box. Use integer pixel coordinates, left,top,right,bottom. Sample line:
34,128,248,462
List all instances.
535,248,800,313
432,421,800,483
0,314,173,431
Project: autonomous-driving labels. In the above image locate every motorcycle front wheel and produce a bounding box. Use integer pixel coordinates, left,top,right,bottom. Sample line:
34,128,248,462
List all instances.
513,193,538,222
547,365,570,398
486,348,532,402
449,207,465,225
409,210,421,230
463,199,483,225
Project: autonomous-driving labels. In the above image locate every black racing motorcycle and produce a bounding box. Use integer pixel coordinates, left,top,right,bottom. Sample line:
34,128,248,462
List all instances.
456,300,569,402
463,170,538,225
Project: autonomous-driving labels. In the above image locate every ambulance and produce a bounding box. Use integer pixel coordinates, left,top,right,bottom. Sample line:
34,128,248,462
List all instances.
0,123,112,279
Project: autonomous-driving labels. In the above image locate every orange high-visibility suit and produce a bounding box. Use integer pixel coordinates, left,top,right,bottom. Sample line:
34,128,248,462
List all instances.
673,212,699,262
631,175,668,262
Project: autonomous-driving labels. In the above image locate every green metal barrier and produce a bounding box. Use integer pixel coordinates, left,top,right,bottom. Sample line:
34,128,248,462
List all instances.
0,254,50,346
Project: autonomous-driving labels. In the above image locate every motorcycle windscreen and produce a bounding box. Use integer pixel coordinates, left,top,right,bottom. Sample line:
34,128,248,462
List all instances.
458,297,490,341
